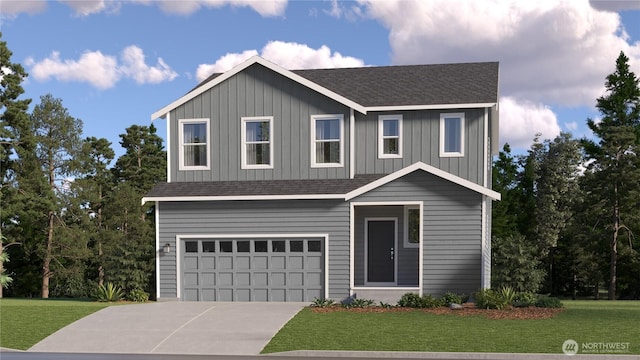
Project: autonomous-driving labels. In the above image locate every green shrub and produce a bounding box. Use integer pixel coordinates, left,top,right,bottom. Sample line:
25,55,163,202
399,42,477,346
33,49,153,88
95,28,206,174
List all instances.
497,286,517,304
397,293,443,308
94,282,123,302
310,297,335,308
398,293,422,307
474,289,510,310
379,301,394,309
344,297,375,308
126,288,149,302
421,294,444,308
512,291,537,307
534,295,563,308
440,292,465,306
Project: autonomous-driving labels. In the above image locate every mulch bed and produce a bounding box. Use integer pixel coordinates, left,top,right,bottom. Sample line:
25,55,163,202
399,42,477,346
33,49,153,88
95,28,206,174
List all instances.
309,303,565,319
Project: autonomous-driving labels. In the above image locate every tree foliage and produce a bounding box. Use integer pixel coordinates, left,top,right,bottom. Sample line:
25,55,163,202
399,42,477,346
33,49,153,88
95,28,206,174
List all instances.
492,52,640,299
582,51,640,300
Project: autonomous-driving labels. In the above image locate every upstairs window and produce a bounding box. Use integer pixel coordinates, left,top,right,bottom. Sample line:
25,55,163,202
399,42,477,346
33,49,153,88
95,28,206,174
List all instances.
440,113,465,157
179,119,210,170
311,114,344,167
378,115,402,158
241,116,273,169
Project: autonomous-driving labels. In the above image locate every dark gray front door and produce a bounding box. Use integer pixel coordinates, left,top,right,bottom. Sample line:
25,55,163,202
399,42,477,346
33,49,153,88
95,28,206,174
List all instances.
367,220,395,283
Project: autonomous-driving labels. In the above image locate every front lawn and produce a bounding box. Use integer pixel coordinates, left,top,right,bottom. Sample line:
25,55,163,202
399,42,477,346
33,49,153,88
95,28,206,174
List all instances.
0,298,110,350
262,300,640,355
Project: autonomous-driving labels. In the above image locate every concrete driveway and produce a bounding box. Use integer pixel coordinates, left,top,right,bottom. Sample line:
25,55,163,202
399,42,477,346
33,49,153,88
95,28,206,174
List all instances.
27,302,306,355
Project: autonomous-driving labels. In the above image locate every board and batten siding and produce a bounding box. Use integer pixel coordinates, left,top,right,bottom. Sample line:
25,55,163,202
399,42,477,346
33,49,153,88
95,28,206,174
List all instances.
169,63,351,182
157,199,350,300
354,109,486,185
350,170,482,296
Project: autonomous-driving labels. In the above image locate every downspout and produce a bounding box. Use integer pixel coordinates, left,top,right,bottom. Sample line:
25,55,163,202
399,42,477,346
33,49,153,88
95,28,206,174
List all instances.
350,108,355,179
155,202,161,300
166,112,171,183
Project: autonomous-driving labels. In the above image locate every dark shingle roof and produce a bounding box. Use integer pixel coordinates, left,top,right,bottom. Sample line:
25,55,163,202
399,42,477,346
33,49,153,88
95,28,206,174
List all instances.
145,174,385,198
192,61,499,107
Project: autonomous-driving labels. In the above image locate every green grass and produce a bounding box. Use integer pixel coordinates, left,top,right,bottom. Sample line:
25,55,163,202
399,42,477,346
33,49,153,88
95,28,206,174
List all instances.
262,301,640,355
0,298,110,350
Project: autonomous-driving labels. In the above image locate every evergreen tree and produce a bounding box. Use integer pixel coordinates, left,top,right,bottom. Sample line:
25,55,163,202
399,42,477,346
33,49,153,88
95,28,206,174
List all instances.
102,124,166,294
0,32,31,298
30,94,84,298
582,51,640,300
491,143,519,239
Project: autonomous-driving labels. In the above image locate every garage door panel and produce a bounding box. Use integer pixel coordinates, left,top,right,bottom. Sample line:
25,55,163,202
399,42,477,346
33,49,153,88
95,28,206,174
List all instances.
290,272,303,286
202,272,215,286
219,257,233,269
201,257,215,269
236,256,250,269
254,272,268,285
181,238,325,302
202,289,216,301
237,272,251,285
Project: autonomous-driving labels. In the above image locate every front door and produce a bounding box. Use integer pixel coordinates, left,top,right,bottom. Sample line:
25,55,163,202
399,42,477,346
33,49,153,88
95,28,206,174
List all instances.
366,219,396,284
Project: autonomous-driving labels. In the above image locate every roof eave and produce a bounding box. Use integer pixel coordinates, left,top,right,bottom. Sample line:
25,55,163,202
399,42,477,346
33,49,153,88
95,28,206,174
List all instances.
151,56,368,120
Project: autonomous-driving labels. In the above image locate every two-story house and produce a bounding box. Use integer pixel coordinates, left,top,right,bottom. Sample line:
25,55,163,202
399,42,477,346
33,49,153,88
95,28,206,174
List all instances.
143,56,500,302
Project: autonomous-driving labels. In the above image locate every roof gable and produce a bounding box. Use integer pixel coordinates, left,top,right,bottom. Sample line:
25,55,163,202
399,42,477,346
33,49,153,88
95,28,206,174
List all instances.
345,162,501,201
152,56,499,120
152,56,366,119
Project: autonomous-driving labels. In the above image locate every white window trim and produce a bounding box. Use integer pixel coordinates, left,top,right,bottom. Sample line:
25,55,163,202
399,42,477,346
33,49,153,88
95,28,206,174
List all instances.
439,112,465,157
378,115,403,159
310,114,344,168
241,116,274,169
404,205,420,248
178,118,210,171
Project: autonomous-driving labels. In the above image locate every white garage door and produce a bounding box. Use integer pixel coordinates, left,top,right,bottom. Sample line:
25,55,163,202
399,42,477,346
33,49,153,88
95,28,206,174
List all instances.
181,237,325,301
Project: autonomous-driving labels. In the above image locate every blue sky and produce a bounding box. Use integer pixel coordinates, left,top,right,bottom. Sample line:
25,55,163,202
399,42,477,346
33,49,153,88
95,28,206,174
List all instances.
1,0,640,159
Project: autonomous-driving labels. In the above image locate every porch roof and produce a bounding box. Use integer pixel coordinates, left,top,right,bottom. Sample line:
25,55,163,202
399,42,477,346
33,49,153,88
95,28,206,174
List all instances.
142,174,385,203
142,162,501,204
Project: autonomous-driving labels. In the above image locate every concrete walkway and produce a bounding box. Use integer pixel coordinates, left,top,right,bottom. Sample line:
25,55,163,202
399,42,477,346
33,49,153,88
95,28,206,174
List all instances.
28,302,306,355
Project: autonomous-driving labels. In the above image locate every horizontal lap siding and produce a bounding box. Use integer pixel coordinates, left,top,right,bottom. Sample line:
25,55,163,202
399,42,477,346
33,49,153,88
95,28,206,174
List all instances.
351,171,482,296
158,200,350,300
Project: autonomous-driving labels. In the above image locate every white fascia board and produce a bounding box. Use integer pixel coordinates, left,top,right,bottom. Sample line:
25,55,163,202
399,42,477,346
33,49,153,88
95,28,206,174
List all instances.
365,103,496,112
345,161,501,201
151,56,367,120
141,193,345,204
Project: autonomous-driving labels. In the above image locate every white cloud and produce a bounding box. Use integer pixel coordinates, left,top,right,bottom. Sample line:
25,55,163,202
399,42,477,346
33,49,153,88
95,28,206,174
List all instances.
119,45,178,84
25,45,177,89
155,0,287,17
499,96,561,149
355,0,640,108
196,41,366,81
565,121,579,131
0,0,47,17
59,0,110,16
26,50,119,89
195,50,259,81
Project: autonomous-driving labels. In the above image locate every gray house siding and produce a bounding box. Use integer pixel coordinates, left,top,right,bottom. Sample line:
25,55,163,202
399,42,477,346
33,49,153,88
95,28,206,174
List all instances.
354,109,486,185
157,199,350,300
353,206,419,286
350,170,482,296
169,63,351,182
